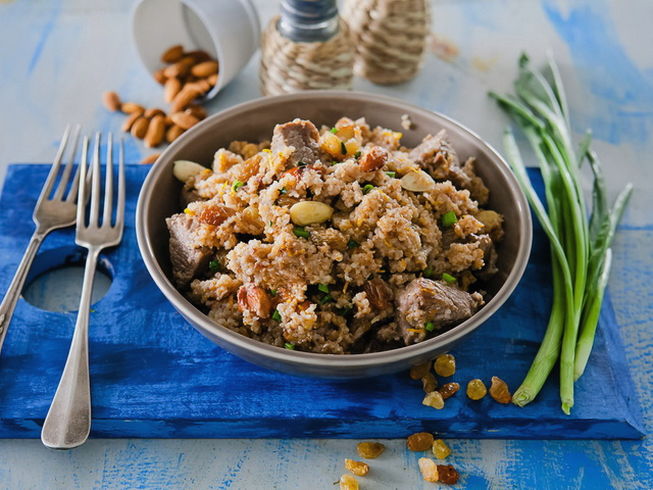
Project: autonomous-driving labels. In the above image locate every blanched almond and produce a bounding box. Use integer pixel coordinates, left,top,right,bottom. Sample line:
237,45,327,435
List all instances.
170,85,201,112
289,201,333,226
121,102,145,115
102,91,121,112
400,169,436,192
121,112,141,132
170,111,199,130
166,124,185,143
173,160,206,182
144,114,166,148
191,60,218,77
161,44,184,63
130,116,149,139
164,77,182,103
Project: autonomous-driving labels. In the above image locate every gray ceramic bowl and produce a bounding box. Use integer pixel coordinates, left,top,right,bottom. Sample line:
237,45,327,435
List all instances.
136,91,532,378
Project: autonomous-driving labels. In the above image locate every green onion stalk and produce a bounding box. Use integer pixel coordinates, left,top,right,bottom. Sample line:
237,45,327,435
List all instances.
489,53,632,414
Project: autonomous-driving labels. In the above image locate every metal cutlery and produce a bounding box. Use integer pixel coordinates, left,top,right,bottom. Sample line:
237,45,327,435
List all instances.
0,126,83,353
41,132,125,449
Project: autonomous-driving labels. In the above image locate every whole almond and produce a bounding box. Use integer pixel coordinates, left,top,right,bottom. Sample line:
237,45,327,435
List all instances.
166,124,185,143
187,104,207,120
164,77,182,103
102,91,121,112
164,115,175,126
144,115,166,148
121,102,145,115
121,111,142,132
188,79,211,94
140,153,161,165
153,68,167,85
170,85,201,112
191,60,218,78
207,73,218,86
163,57,194,79
161,44,184,64
170,111,199,130
145,107,166,119
185,50,211,63
130,116,149,139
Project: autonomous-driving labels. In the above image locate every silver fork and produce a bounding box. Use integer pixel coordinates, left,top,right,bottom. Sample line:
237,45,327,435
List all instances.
41,132,125,450
0,126,83,353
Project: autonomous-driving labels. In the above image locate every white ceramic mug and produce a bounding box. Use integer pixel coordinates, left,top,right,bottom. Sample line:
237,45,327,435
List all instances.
131,0,260,99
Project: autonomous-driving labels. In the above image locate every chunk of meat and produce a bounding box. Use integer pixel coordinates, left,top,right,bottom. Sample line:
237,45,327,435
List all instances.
471,233,499,281
396,278,483,344
166,213,212,288
359,146,388,172
271,118,321,165
237,283,273,319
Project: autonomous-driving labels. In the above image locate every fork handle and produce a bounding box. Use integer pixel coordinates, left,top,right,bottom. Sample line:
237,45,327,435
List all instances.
0,229,47,353
41,247,99,449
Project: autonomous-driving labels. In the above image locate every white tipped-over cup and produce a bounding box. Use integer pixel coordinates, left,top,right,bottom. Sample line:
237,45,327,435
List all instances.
131,0,260,99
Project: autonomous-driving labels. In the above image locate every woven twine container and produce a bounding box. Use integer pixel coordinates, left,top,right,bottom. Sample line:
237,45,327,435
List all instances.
260,16,355,96
342,0,431,85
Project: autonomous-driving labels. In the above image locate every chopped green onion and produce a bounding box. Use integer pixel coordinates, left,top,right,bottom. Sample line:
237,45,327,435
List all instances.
293,226,310,238
362,184,375,194
284,342,295,350
423,268,433,278
385,171,396,178
336,305,353,316
209,260,220,272
318,283,330,293
279,187,287,195
331,161,340,166
424,321,435,332
272,309,282,322
232,180,244,192
269,289,277,297
354,151,362,158
441,273,456,284
269,221,273,226
320,294,333,304
297,161,308,167
347,239,359,249
330,127,338,134
441,211,458,227
340,141,347,155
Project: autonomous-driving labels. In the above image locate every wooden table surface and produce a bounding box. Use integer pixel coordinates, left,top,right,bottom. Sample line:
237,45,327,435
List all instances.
0,0,651,488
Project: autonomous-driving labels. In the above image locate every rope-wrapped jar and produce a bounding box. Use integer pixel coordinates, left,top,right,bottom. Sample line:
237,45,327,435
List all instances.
342,0,430,85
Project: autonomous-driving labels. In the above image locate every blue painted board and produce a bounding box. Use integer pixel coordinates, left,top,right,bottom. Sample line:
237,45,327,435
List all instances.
0,164,644,439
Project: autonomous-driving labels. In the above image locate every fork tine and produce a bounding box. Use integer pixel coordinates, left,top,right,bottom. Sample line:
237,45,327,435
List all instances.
53,125,81,201
76,136,89,228
36,126,71,206
115,137,125,231
102,133,114,226
88,132,102,226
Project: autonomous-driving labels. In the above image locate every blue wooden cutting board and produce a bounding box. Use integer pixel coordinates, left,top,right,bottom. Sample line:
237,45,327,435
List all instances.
0,164,644,439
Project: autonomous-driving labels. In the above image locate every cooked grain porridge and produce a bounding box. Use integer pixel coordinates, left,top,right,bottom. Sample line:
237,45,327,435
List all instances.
166,117,504,354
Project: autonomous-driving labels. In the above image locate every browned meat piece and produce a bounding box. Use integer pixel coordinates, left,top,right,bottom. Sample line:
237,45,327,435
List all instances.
271,119,321,165
471,233,499,281
396,278,483,344
408,130,488,204
359,146,388,172
166,213,212,288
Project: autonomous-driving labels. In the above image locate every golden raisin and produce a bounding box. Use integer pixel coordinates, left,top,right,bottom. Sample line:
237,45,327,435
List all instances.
363,277,393,310
489,376,512,404
418,458,439,482
344,459,369,476
466,378,487,400
339,474,359,490
236,284,273,319
407,432,434,451
432,439,451,459
356,441,385,459
434,354,456,377
198,204,235,226
409,361,431,380
421,373,438,393
437,464,460,485
422,391,444,410
438,382,460,400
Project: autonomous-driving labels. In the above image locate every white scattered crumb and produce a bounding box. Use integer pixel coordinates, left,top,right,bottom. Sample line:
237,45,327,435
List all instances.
401,113,413,130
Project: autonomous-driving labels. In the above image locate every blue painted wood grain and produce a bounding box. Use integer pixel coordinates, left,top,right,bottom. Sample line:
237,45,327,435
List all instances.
0,164,643,440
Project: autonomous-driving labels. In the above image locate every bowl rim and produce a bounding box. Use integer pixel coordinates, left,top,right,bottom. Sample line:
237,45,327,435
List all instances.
136,90,533,369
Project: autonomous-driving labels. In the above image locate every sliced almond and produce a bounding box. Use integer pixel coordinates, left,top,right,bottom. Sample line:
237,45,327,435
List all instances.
161,44,184,64
130,116,149,139
191,60,218,78
121,112,142,132
102,91,121,112
400,169,436,192
170,111,200,130
121,102,145,115
164,77,182,103
140,153,161,165
144,114,166,148
173,160,206,182
289,201,333,226
170,85,201,112
166,125,185,143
